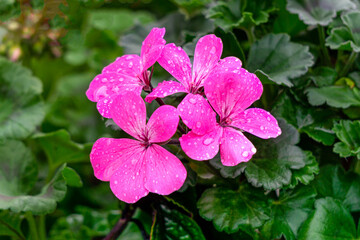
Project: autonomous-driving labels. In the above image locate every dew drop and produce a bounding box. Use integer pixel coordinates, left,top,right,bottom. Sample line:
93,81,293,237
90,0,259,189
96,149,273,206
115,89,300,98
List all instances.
188,97,197,104
203,137,214,146
242,151,249,157
251,147,256,153
196,122,202,128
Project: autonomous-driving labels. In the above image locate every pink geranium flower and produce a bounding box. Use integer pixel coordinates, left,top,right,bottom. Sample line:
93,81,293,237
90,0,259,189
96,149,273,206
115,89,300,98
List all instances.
90,92,186,203
179,67,282,166
86,28,166,118
145,34,242,135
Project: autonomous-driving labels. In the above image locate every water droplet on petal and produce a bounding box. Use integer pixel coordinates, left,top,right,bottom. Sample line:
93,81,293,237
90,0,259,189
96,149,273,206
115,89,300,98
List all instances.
188,97,196,104
203,137,214,146
196,122,201,128
251,147,256,153
242,151,249,157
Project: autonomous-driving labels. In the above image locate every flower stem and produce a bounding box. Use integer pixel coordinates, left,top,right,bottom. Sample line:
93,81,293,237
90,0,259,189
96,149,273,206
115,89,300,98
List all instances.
167,139,180,145
318,25,331,66
25,212,39,240
38,215,46,240
339,52,358,77
104,204,136,240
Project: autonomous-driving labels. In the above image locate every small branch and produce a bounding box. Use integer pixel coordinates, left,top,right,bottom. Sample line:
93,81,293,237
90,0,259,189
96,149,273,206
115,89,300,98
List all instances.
339,52,358,77
130,218,149,240
26,212,39,240
317,25,331,66
155,98,166,106
167,139,180,145
103,204,136,240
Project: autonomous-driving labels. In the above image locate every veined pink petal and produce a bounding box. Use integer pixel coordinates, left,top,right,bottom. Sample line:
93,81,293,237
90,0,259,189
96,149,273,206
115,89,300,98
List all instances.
96,96,114,118
157,43,192,89
145,80,187,103
192,34,222,87
177,94,217,135
102,55,141,77
140,27,166,71
218,56,242,70
90,138,143,181
147,105,179,143
220,128,256,166
144,144,186,195
179,126,222,160
231,108,282,139
110,148,149,203
86,72,141,102
110,92,146,140
204,69,263,119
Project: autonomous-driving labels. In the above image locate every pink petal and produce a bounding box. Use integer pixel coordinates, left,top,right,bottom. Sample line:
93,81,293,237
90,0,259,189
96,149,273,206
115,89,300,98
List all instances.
140,27,166,71
220,128,256,166
144,144,186,195
102,55,141,77
110,147,149,203
218,56,242,70
96,95,114,118
145,80,187,103
110,92,146,140
90,138,143,181
157,43,192,89
192,34,222,87
147,105,179,143
177,94,217,135
86,73,141,102
179,126,222,160
204,69,263,119
231,108,282,139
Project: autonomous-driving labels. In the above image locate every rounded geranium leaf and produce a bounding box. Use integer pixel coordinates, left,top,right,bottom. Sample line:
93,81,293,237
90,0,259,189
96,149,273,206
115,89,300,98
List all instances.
0,57,45,140
286,0,356,26
247,34,314,87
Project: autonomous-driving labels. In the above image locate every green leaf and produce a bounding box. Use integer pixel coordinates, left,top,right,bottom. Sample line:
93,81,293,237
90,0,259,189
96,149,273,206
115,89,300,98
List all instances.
172,0,211,16
332,120,360,159
288,151,319,188
298,197,356,239
0,0,21,21
247,34,314,86
0,140,38,196
209,155,246,179
315,165,360,212
197,184,270,234
244,119,309,190
309,67,338,87
151,204,205,240
206,0,276,31
306,86,360,108
261,186,317,240
326,11,360,52
0,164,68,215
286,0,356,26
0,210,24,239
62,167,83,188
34,129,92,170
214,27,246,64
273,92,335,145
88,9,154,34
0,57,45,140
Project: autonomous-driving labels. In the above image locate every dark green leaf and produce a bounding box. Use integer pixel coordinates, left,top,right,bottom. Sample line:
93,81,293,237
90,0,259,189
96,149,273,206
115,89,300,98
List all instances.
172,0,211,16
197,184,270,234
332,120,360,159
309,67,338,87
315,165,360,212
0,57,45,140
261,186,317,240
214,27,246,64
288,151,319,188
62,167,83,188
298,197,356,239
306,86,360,108
209,155,246,179
286,0,356,26
0,210,24,239
151,204,205,240
0,0,21,21
34,129,92,170
326,11,360,52
247,34,314,86
244,119,309,190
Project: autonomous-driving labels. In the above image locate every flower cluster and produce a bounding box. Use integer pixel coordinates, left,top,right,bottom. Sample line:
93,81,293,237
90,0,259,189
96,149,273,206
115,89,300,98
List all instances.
86,27,281,203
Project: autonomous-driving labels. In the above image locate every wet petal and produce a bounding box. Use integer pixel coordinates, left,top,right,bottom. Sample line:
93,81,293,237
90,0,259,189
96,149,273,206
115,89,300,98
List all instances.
218,56,242,70
205,69,263,119
144,144,186,195
157,43,192,89
220,128,256,166
177,94,217,135
179,126,222,160
231,108,282,139
110,92,146,140
86,72,141,102
192,34,222,87
140,27,166,71
90,138,143,181
110,147,149,204
147,105,179,143
102,55,141,77
145,80,187,103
